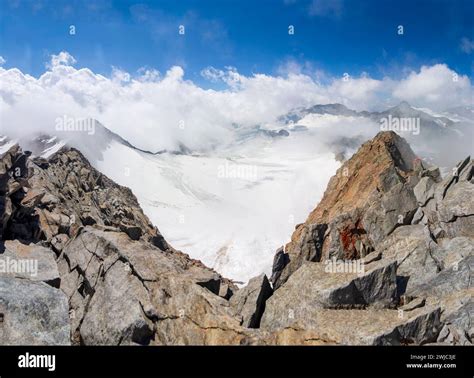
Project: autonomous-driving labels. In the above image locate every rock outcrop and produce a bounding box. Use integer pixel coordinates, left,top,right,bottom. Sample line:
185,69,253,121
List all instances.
265,131,472,345
0,131,471,345
229,274,273,328
0,144,241,345
272,132,419,288
262,257,398,324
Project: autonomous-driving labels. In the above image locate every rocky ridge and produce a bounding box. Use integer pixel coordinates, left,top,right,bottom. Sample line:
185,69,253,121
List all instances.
267,131,473,345
0,131,472,345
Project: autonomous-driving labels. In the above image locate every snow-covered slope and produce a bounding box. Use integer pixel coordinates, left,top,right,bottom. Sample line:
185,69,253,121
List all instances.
66,107,471,282
0,137,17,155
93,133,339,282
2,122,340,282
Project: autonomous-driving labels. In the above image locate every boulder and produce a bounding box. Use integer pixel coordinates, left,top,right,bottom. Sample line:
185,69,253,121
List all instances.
407,255,472,299
270,246,289,286
399,297,425,312
434,289,473,345
413,176,435,206
376,225,440,294
1,240,60,287
147,274,251,345
230,274,273,328
80,260,155,345
262,258,397,330
263,306,441,345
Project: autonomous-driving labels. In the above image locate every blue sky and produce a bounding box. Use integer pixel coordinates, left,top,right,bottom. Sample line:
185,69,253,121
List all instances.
1,0,473,83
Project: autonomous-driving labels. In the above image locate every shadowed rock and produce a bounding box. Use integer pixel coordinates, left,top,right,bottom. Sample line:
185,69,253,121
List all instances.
230,274,273,328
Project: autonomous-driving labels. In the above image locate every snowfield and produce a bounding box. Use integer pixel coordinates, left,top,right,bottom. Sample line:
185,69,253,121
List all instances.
95,134,340,282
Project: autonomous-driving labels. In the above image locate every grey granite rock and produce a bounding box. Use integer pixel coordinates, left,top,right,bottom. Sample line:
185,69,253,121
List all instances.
0,277,70,345
230,274,273,328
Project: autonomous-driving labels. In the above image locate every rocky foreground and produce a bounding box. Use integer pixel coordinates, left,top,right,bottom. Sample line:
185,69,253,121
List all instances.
0,131,472,345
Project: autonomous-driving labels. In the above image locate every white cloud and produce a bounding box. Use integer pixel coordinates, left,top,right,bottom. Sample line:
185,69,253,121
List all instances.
0,52,472,154
136,67,161,82
201,66,243,89
0,56,6,65
111,67,131,83
48,51,77,68
200,66,225,82
276,59,330,84
392,64,472,109
326,74,390,110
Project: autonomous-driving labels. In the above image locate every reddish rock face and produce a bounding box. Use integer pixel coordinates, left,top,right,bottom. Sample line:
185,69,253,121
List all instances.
339,219,368,260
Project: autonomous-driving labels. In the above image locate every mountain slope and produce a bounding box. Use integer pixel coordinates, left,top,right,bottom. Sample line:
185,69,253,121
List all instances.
1,131,471,345
0,143,242,345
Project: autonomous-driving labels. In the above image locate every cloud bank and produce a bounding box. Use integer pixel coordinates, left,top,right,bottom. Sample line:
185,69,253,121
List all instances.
0,52,472,153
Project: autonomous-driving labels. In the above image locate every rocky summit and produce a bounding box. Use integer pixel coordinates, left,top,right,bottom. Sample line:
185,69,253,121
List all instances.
0,131,472,345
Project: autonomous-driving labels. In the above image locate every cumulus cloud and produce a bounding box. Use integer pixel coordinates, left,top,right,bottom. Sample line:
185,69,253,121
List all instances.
326,73,390,110
0,52,472,153
392,64,472,109
111,67,131,83
48,51,77,68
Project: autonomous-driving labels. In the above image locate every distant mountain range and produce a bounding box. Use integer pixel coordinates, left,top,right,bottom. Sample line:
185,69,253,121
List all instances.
2,101,471,161
277,101,473,167
280,101,473,132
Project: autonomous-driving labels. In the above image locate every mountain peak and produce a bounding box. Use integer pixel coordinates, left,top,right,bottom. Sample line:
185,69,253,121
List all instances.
273,131,420,286
270,130,473,344
303,131,417,225
307,103,358,116
393,101,413,111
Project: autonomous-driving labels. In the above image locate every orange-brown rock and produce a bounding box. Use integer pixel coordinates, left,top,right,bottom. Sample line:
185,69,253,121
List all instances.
304,131,416,224
273,131,419,288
